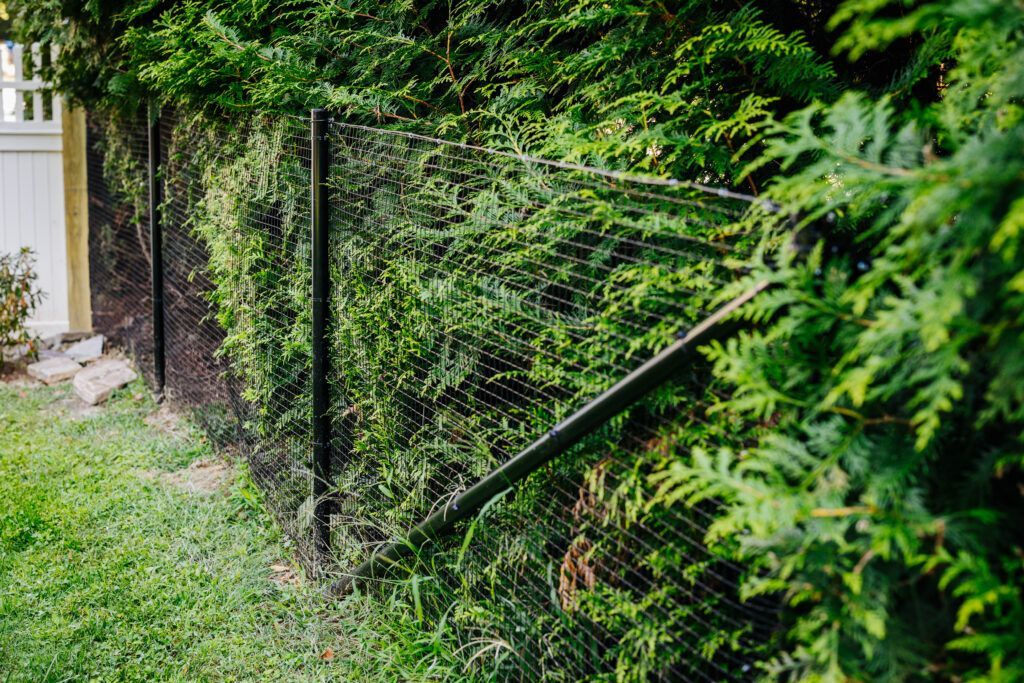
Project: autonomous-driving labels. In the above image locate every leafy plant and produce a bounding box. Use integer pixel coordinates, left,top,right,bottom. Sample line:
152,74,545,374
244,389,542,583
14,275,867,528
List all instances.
13,0,1024,680
648,0,1024,679
0,248,44,365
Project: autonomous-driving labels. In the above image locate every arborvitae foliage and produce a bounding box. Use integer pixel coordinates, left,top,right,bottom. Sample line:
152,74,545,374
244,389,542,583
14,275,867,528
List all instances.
672,1,1024,678
14,0,834,180
13,0,1024,680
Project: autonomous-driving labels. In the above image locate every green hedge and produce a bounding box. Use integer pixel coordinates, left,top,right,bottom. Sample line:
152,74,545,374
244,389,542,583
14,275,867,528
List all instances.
14,0,1024,679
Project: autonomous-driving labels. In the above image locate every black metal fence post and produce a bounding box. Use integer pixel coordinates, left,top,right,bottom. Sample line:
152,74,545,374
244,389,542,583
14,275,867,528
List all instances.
147,105,165,397
311,109,333,563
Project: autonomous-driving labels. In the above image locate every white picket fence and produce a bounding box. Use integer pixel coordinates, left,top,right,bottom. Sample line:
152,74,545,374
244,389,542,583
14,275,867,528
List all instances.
0,42,70,337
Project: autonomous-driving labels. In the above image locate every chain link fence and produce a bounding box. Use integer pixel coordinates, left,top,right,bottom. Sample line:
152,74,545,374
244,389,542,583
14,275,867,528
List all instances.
86,108,783,681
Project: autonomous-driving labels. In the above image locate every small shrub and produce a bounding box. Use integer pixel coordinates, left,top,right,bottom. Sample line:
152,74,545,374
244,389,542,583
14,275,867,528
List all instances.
0,247,44,365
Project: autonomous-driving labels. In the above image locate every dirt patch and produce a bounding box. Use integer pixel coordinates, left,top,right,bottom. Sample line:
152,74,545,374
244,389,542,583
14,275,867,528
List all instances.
269,562,301,587
138,458,232,495
144,402,188,438
47,394,105,420
0,360,35,387
1,372,35,389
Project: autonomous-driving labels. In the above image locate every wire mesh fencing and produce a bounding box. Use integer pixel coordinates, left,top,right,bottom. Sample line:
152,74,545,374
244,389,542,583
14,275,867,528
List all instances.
86,113,154,384
86,109,784,680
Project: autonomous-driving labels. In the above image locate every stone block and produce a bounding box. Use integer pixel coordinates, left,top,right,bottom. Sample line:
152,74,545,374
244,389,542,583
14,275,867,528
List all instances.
27,356,83,384
1,343,30,363
73,359,138,405
40,333,64,350
65,334,104,363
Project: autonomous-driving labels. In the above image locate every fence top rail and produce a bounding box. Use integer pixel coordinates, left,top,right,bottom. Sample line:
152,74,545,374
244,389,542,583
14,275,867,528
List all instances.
319,117,781,211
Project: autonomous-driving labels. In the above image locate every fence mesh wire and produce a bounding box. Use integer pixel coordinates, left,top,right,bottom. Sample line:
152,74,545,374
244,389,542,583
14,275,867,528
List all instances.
86,110,782,681
86,113,154,384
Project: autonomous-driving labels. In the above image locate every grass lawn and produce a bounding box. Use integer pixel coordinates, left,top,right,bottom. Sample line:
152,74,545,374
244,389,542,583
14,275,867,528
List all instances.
0,377,465,682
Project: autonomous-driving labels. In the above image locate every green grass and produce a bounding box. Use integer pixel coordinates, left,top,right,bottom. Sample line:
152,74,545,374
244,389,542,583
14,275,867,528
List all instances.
0,378,470,682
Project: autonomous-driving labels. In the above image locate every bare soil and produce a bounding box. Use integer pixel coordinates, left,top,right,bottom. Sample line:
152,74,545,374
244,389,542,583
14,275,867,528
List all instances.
269,562,302,587
138,458,232,495
47,394,105,420
0,359,34,387
144,401,188,438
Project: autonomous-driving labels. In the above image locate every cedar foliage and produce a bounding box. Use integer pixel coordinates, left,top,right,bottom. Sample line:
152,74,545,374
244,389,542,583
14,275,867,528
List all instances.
12,0,1024,680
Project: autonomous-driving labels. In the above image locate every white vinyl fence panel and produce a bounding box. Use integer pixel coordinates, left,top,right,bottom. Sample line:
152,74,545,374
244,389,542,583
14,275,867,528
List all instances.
0,42,69,337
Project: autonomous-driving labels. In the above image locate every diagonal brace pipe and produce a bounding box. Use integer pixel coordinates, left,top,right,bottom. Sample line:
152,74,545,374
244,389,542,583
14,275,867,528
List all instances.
330,279,769,596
